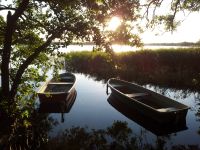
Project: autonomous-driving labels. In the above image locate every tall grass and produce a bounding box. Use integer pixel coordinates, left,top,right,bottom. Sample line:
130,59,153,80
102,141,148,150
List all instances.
65,51,115,78
65,48,200,90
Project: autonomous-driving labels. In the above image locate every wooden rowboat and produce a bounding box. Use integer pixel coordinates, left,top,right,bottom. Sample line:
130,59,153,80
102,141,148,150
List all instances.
107,78,190,124
37,72,76,104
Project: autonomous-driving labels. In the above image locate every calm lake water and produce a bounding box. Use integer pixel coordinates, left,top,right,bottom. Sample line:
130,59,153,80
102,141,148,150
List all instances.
39,73,200,148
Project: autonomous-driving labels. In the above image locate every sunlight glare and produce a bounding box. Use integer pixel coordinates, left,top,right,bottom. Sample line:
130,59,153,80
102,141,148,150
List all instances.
107,16,121,31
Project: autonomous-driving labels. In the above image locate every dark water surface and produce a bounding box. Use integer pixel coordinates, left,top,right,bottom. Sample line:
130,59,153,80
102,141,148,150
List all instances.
41,73,200,148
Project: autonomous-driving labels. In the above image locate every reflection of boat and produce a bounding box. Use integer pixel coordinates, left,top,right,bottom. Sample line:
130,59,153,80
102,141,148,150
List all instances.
37,73,76,104
107,78,190,124
39,90,77,123
38,89,77,113
108,94,188,136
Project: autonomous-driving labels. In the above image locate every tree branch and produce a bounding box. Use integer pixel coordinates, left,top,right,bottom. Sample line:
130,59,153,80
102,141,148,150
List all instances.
142,0,164,25
11,0,29,22
171,0,180,21
0,7,17,11
10,34,57,99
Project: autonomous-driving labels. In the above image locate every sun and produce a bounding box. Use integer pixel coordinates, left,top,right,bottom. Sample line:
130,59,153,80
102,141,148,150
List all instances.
107,16,121,31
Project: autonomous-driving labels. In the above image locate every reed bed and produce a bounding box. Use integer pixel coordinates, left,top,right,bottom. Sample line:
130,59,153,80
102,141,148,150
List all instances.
65,48,200,90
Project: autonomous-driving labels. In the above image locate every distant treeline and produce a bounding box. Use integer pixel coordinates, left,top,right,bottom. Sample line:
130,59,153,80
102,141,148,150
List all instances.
53,41,200,46
64,48,200,90
145,42,200,47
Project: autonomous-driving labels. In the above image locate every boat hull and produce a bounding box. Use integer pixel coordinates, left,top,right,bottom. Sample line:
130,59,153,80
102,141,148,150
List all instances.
37,73,76,104
107,78,189,124
38,87,76,104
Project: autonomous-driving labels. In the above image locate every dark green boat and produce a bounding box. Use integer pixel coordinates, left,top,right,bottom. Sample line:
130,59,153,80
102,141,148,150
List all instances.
37,72,76,104
107,78,190,124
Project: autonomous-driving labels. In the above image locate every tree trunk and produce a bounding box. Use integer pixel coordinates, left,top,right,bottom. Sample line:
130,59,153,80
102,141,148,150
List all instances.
1,0,29,102
1,11,13,101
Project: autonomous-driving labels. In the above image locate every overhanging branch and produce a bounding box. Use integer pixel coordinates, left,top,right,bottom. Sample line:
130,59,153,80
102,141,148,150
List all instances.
0,7,17,11
10,34,57,98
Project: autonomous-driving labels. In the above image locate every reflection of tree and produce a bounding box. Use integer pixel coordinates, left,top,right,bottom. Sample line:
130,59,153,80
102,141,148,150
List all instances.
0,109,58,149
196,102,200,135
1,113,200,150
172,145,200,150
145,84,200,99
43,121,140,150
43,126,107,150
43,121,200,150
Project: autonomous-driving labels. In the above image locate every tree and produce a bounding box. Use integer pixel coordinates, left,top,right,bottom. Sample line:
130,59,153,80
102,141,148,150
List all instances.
142,0,200,31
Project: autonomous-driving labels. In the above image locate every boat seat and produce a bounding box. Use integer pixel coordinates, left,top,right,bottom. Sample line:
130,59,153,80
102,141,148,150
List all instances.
126,93,149,98
157,107,178,112
112,84,124,88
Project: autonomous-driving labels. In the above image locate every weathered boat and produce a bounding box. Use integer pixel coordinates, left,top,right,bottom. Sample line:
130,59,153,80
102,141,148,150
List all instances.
107,78,190,124
37,72,76,104
107,94,188,136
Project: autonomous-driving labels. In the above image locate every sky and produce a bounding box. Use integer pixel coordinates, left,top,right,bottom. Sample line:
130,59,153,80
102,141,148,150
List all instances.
141,12,200,43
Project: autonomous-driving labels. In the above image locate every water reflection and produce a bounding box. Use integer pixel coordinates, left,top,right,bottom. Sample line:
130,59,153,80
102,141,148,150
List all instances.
107,94,188,136
39,90,77,123
1,114,199,150
0,110,55,149
0,73,200,149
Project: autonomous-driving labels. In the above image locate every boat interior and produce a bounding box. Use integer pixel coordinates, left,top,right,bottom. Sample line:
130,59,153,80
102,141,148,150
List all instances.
44,83,73,93
51,76,75,83
111,82,186,112
59,73,75,82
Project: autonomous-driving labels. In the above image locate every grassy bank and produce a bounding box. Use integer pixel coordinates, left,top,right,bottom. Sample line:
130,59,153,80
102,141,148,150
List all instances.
65,48,200,90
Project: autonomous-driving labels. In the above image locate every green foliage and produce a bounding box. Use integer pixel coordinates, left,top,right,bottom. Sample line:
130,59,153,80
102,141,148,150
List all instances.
151,15,181,31
0,16,5,46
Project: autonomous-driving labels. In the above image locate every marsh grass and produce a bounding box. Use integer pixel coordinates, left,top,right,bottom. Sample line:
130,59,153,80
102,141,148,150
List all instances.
65,48,200,90
65,51,116,78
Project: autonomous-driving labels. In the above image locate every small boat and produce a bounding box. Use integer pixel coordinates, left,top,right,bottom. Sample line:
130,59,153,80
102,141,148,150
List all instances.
37,72,76,104
107,78,190,124
107,94,188,136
